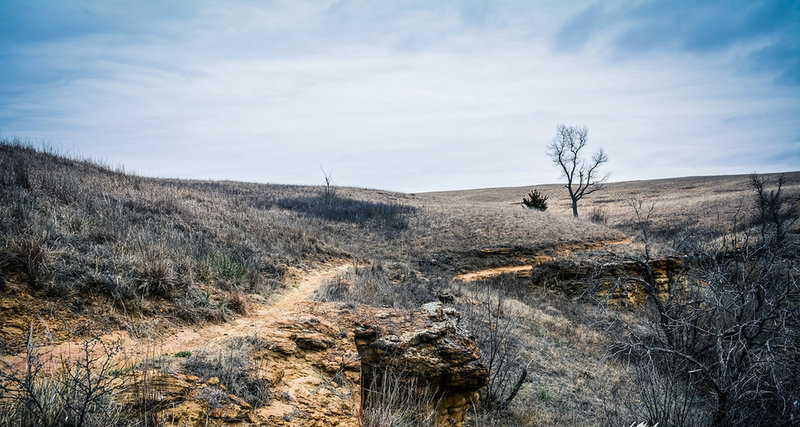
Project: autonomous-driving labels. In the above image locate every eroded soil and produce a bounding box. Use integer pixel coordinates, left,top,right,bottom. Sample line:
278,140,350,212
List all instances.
454,238,633,282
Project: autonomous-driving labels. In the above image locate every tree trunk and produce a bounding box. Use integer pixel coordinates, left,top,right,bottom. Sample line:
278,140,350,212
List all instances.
571,199,579,217
714,392,730,426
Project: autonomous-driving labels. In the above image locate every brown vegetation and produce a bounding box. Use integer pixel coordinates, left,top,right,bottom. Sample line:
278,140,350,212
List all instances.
2,139,798,426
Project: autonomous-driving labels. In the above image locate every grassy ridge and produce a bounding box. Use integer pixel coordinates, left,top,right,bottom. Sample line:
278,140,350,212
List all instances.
426,172,800,237
2,140,798,425
0,140,619,346
0,142,337,341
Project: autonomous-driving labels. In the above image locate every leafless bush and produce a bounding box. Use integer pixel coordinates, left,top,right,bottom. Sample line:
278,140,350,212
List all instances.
459,281,527,413
0,327,129,427
750,173,797,245
614,192,800,426
605,350,711,426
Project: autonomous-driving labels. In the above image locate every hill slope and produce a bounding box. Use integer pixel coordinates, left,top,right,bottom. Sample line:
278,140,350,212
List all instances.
425,172,800,236
3,140,797,426
0,140,619,350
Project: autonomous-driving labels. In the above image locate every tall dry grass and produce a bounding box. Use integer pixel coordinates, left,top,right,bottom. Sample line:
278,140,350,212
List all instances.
0,140,342,335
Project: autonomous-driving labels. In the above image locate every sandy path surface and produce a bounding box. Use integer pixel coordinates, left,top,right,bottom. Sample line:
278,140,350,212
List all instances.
139,262,353,356
454,238,632,282
2,262,353,371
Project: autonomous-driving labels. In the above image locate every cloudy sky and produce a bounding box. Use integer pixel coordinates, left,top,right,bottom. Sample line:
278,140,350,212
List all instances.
1,0,798,192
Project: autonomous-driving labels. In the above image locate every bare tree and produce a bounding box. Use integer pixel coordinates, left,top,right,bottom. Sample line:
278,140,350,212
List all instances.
547,125,609,218
614,191,800,426
750,173,797,245
320,164,337,202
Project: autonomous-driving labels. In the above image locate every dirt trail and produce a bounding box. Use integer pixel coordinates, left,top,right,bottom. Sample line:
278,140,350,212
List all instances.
454,238,632,282
2,262,353,371
143,261,353,356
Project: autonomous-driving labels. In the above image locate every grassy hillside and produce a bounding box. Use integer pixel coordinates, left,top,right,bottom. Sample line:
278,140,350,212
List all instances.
0,140,619,350
1,140,797,426
427,172,800,237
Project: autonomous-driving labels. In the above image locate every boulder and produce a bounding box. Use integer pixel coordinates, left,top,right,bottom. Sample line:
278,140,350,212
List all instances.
355,301,489,427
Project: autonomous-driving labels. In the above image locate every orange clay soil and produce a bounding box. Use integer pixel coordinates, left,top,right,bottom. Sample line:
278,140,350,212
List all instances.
453,238,633,282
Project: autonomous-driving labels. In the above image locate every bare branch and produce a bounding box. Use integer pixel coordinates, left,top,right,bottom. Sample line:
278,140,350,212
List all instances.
546,124,609,217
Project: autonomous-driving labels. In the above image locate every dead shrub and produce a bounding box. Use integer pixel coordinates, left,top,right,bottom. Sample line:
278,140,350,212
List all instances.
0,328,129,427
612,196,800,426
458,281,527,413
183,349,270,408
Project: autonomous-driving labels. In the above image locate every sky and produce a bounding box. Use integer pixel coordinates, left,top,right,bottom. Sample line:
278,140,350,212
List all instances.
1,0,798,192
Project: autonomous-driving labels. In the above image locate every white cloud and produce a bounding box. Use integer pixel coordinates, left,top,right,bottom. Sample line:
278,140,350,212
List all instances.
1,1,798,192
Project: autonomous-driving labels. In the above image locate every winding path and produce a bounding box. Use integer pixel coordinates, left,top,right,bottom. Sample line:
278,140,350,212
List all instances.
1,262,353,371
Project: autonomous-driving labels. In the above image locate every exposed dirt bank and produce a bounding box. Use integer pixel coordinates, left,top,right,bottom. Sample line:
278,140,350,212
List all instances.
454,238,633,282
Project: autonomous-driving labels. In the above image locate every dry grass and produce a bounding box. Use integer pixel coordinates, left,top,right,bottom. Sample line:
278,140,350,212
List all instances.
426,172,800,239
182,177,624,273
0,140,341,338
453,275,643,426
313,263,438,309
3,139,797,426
361,369,438,427
1,139,622,339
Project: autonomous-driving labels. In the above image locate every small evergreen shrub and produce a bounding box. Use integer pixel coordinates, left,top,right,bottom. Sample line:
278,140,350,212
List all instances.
522,189,548,211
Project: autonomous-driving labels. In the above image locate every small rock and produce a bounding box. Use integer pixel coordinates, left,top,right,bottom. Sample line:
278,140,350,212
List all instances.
209,407,223,418
292,333,335,351
436,291,455,303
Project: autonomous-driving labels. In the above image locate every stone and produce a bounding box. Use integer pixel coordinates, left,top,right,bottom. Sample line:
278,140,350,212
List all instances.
112,299,487,427
291,332,335,350
355,302,489,427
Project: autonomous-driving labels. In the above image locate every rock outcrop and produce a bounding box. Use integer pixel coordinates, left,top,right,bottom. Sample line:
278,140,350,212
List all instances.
355,301,489,427
132,301,488,426
251,305,363,426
